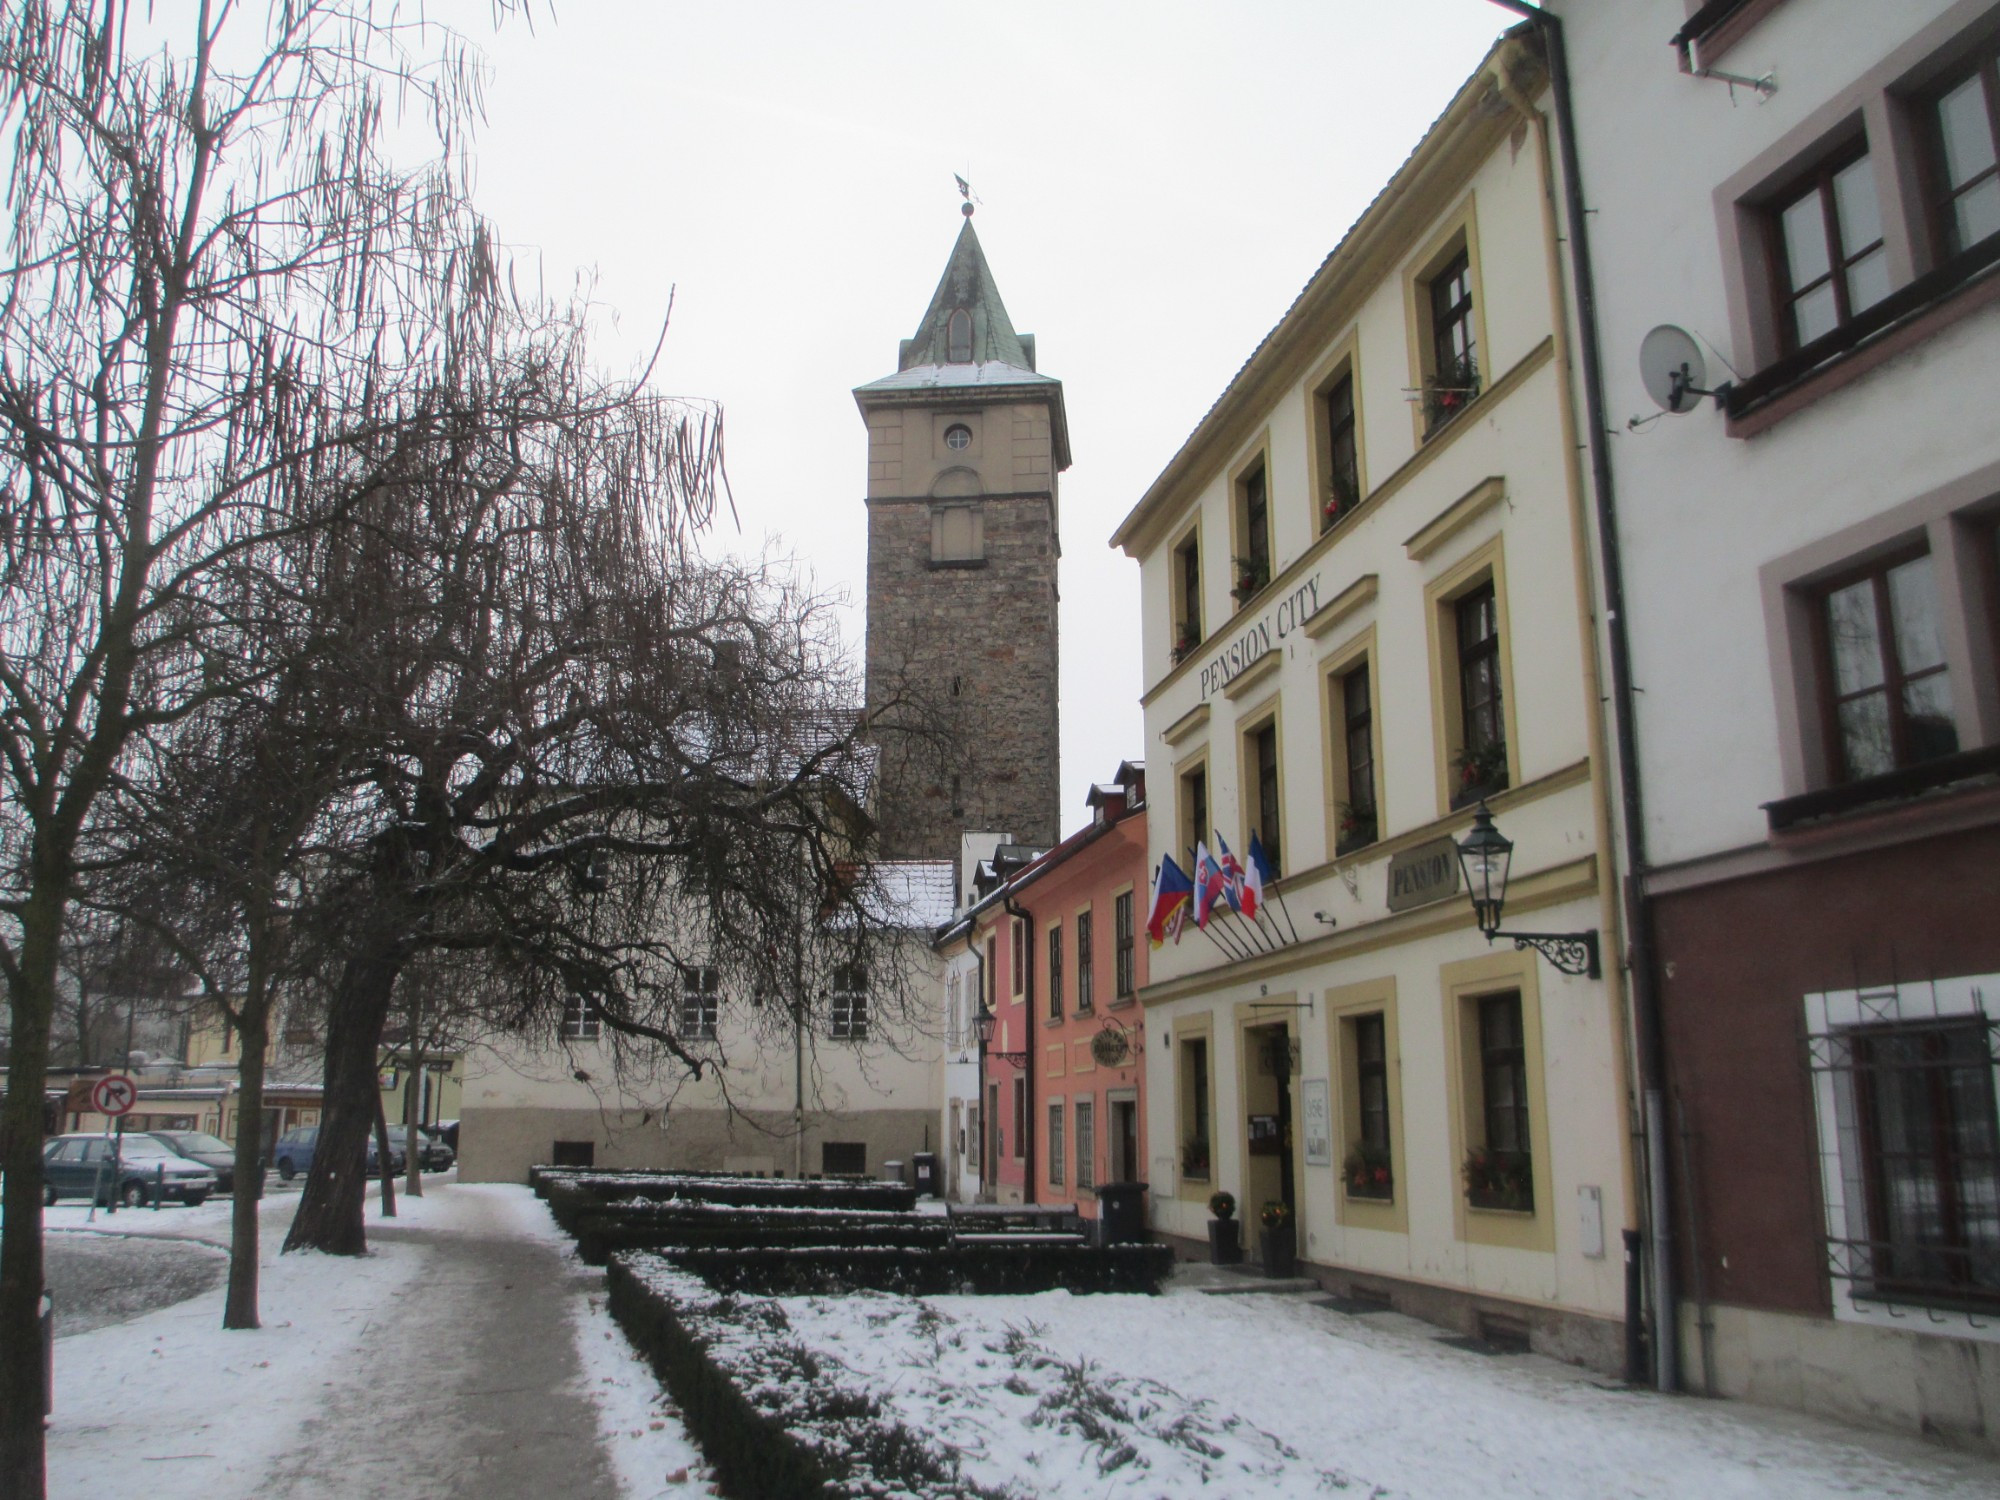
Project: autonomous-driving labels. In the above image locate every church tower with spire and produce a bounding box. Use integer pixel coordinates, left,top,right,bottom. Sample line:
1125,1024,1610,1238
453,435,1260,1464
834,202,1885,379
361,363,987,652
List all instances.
854,212,1067,861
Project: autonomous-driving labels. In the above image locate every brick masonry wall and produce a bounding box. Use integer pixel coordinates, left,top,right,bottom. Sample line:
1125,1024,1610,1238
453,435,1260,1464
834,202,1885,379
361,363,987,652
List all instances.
864,484,1061,860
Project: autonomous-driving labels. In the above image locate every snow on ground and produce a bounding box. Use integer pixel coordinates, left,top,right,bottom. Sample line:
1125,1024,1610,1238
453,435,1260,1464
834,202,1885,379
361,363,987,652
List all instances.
37,1178,713,1500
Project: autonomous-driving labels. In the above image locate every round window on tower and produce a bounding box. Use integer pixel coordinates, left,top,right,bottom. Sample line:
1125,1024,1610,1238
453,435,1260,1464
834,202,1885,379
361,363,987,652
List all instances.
944,423,973,451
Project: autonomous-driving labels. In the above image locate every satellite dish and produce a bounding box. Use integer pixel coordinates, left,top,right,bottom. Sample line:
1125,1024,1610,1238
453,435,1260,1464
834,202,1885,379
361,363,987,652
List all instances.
1639,324,1710,413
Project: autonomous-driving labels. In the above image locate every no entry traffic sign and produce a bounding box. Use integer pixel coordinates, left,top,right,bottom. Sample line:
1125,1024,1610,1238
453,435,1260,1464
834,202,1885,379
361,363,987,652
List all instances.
89,1073,137,1117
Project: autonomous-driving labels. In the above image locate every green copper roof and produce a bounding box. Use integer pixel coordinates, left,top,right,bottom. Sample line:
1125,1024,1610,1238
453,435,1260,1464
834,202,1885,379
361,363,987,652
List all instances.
896,219,1033,372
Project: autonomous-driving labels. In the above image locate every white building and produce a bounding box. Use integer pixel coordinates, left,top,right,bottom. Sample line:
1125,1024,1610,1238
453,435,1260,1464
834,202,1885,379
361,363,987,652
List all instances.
1546,0,2000,1442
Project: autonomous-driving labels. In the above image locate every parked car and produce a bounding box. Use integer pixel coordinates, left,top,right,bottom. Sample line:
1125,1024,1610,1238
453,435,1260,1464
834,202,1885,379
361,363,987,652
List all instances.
269,1124,404,1181
41,1133,215,1207
146,1129,249,1194
414,1124,455,1172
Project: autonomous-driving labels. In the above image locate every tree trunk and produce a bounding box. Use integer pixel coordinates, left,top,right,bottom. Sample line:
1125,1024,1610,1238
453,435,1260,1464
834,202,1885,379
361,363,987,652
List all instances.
372,1090,396,1219
224,997,271,1330
284,942,402,1255
403,987,424,1199
1,890,63,1498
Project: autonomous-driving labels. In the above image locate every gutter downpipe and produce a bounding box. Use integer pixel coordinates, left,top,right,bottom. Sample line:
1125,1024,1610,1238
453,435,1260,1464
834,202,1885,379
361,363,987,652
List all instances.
970,931,990,1202
1486,0,1677,1394
1004,895,1036,1207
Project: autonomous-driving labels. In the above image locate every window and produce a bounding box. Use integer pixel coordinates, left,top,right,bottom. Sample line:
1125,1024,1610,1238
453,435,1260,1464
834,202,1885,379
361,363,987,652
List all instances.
1425,248,1479,433
1179,1033,1212,1184
1336,662,1378,854
1010,920,1025,998
1178,761,1208,868
985,936,997,1008
1113,891,1135,1001
1012,1077,1026,1159
1246,718,1282,875
1232,459,1271,606
1771,148,1891,350
988,1081,1001,1170
1453,581,1507,806
1808,979,2000,1319
946,308,973,363
561,993,601,1041
1346,1013,1393,1202
1047,924,1063,1021
822,1141,867,1176
1322,372,1361,530
1932,55,2000,257
931,503,984,564
1075,911,1095,1013
947,971,962,1050
1172,529,1203,663
1075,1096,1096,1193
1048,1102,1066,1188
1816,552,1958,782
1469,992,1533,1213
944,422,974,451
678,966,720,1041
830,964,868,1040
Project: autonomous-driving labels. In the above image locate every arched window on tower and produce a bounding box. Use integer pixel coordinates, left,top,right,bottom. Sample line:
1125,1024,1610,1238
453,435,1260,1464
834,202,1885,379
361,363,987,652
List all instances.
947,308,973,363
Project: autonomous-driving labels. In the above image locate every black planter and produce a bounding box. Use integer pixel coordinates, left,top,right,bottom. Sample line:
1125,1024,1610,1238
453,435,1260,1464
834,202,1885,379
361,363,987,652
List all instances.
1208,1217,1242,1265
1260,1220,1297,1278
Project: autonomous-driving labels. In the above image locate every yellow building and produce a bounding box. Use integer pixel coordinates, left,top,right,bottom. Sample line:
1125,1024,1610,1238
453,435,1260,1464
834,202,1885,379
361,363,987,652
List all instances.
1112,30,1635,1371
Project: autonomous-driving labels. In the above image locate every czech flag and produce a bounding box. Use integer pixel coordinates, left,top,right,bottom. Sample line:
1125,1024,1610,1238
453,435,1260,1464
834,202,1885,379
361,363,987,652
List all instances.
1244,832,1276,920
1192,841,1228,928
1146,855,1193,947
1214,832,1247,914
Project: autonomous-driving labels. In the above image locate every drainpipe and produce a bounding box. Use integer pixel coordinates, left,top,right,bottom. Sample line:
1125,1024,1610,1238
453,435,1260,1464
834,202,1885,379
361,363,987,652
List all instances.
971,936,989,1202
1486,0,1677,1394
1004,896,1036,1207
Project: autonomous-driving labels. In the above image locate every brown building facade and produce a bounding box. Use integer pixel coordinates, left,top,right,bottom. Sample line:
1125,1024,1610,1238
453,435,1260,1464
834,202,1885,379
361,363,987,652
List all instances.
855,216,1067,859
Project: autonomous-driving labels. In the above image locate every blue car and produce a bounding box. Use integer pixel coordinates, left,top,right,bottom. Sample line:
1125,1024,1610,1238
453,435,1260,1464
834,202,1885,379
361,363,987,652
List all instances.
269,1124,405,1181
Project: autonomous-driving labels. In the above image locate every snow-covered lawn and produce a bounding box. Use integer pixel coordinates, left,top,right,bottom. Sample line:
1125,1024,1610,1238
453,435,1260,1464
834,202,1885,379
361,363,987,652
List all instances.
27,1179,2000,1499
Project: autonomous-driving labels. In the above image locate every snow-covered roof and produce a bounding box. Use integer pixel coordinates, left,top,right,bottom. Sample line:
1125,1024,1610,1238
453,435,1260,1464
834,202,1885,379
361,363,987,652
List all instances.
853,359,1060,395
863,860,958,930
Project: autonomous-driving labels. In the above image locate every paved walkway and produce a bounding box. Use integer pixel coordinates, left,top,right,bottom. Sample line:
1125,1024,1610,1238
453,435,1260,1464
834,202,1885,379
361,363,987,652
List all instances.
259,1221,620,1500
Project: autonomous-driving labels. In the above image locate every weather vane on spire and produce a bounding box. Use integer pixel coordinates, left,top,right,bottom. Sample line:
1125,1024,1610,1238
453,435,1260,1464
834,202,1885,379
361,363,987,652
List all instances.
955,174,976,218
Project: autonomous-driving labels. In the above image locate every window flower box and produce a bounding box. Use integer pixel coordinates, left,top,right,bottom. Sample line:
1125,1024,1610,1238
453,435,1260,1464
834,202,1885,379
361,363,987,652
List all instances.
1452,740,1508,810
1342,1143,1392,1202
1463,1147,1533,1213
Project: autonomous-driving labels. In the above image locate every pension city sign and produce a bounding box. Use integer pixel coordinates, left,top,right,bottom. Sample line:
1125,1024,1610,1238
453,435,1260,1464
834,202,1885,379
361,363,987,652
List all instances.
1196,572,1323,701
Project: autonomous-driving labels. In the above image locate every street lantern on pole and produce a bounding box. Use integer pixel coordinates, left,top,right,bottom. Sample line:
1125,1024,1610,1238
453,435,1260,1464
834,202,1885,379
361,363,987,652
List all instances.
1454,801,1601,978
975,1007,1029,1067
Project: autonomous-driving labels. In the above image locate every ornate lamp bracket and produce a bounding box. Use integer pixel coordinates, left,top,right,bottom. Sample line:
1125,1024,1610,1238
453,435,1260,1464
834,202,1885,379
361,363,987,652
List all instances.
1495,929,1601,979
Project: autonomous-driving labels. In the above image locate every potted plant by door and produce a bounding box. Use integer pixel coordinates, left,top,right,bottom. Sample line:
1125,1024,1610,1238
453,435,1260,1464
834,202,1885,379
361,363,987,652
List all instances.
1260,1200,1297,1278
1207,1190,1241,1265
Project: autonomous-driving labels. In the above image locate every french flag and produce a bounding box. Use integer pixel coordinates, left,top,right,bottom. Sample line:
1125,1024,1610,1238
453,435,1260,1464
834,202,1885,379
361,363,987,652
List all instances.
1244,832,1276,920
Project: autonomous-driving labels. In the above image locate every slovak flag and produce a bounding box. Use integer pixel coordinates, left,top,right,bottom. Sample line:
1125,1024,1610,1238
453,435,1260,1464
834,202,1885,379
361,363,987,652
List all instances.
1244,832,1276,921
1146,855,1194,947
1214,832,1247,914
1192,841,1228,928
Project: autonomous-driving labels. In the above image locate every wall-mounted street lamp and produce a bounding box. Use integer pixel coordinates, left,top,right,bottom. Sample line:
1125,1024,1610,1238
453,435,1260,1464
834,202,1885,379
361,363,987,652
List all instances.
974,1007,1030,1067
1454,801,1601,979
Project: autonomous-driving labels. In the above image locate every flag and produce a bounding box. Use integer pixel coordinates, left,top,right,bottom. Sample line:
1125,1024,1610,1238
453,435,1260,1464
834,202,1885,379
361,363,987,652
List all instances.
1245,832,1276,920
1214,832,1246,914
1146,855,1193,947
1192,842,1228,928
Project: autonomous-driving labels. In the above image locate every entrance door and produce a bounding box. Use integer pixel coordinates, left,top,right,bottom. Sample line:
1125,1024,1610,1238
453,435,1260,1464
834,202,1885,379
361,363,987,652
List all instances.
948,1100,963,1199
1243,1021,1298,1221
1108,1093,1139,1182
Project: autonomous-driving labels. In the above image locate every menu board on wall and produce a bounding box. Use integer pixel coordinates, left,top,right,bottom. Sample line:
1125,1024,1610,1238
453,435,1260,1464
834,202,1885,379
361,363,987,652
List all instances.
1301,1078,1331,1167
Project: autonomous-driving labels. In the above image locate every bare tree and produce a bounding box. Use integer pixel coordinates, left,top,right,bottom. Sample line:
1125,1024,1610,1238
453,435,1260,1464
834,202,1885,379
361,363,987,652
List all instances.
0,3,509,1485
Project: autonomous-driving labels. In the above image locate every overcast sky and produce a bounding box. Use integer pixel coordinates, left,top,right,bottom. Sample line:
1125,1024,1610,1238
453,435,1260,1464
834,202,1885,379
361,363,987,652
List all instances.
447,1,1515,826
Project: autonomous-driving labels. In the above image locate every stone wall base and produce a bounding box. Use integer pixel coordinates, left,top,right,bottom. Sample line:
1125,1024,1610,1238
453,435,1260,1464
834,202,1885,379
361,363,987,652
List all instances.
459,1105,937,1185
1155,1229,1627,1377
1683,1300,2000,1454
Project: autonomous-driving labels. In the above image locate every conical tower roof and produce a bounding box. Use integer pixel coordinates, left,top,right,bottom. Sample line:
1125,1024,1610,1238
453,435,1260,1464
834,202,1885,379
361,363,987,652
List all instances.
898,219,1032,371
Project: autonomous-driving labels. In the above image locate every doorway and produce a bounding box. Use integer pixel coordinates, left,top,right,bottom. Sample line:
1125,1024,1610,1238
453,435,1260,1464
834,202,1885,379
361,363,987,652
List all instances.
1107,1089,1140,1183
1242,1020,1297,1224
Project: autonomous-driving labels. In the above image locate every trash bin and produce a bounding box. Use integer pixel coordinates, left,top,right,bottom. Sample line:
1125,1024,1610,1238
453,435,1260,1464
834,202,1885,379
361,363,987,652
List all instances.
1094,1181,1149,1245
879,1159,904,1184
911,1152,939,1197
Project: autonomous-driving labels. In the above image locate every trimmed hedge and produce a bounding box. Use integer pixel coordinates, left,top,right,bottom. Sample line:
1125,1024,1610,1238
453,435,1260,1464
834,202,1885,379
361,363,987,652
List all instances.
535,1170,917,1228
574,1212,951,1266
608,1253,1009,1500
657,1241,1174,1298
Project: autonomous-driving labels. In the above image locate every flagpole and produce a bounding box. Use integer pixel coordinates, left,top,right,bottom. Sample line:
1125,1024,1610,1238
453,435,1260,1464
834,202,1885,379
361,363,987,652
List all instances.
1205,914,1253,963
1272,887,1302,945
1227,907,1275,955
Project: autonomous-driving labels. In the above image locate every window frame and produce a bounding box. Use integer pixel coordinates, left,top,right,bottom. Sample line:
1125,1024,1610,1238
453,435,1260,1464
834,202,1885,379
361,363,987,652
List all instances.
1075,908,1095,1014
1426,543,1517,818
1442,952,1552,1252
1810,546,1961,782
1924,48,2000,259
561,992,601,1041
1240,705,1284,879
1764,141,1892,353
1047,1100,1066,1189
930,502,985,566
829,963,869,1042
1012,1076,1026,1160
1074,1094,1097,1193
1176,753,1210,871
1176,1020,1215,1195
678,965,721,1042
1112,889,1136,1004
1229,443,1274,610
1171,522,1204,664
1011,919,1025,1000
1046,920,1064,1022
1329,980,1403,1229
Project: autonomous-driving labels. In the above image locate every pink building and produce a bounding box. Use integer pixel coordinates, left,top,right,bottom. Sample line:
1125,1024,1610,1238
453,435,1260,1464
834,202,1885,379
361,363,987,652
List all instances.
973,764,1149,1217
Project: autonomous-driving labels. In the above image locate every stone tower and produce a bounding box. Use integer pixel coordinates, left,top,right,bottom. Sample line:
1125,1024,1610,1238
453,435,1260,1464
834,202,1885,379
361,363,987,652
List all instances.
855,214,1067,860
